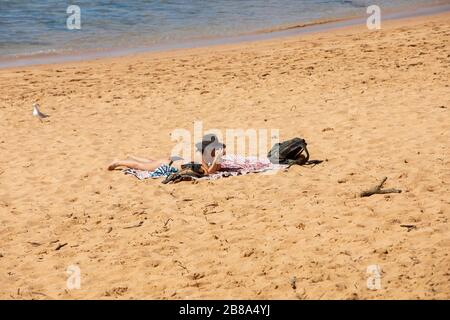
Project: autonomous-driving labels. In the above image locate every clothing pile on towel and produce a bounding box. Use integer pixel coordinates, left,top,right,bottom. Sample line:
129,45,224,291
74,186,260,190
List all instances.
123,155,287,181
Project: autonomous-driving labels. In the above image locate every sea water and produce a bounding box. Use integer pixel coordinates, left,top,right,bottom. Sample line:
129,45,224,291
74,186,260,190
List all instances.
0,0,448,61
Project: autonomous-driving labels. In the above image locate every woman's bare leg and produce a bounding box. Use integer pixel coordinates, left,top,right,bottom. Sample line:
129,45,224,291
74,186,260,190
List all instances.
108,159,165,171
126,155,155,163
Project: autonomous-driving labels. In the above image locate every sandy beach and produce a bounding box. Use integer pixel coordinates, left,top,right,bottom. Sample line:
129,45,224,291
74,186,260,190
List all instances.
0,12,449,300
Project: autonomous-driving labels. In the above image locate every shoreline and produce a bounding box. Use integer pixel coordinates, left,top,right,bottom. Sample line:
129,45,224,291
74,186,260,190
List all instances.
1,2,450,69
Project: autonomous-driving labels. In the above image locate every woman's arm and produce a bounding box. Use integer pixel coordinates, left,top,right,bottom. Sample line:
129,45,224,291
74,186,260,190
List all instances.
202,148,223,174
204,162,221,174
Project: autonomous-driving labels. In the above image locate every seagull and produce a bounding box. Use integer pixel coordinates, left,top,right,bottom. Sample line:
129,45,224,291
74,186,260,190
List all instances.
32,103,49,122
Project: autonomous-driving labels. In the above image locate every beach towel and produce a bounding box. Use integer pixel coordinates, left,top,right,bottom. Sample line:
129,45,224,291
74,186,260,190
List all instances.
123,164,178,180
123,155,287,181
214,154,286,176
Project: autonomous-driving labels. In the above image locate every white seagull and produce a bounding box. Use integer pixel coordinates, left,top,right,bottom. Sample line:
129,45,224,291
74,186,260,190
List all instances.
32,103,49,122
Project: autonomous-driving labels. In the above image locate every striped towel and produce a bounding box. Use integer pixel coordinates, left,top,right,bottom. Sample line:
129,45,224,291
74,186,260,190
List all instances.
123,164,178,180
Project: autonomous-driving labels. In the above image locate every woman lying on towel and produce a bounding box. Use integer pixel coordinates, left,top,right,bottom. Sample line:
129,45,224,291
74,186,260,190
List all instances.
107,134,226,175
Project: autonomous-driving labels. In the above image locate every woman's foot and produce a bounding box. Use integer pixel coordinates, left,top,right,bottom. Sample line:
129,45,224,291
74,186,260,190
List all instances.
107,160,120,171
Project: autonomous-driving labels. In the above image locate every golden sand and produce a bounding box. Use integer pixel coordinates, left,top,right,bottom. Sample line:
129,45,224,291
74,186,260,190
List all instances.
0,12,449,299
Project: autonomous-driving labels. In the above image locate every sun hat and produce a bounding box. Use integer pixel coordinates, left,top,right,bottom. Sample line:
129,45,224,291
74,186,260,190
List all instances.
195,134,226,153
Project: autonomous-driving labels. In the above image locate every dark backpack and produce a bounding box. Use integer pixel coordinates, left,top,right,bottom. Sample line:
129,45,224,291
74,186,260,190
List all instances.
267,137,310,166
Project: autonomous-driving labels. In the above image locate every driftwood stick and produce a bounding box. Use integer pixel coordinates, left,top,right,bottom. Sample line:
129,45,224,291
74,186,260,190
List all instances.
375,188,402,194
375,177,388,190
360,177,402,197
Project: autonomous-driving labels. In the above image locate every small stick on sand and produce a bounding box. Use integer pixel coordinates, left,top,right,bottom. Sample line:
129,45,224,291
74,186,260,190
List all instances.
400,224,417,232
360,177,402,197
174,260,189,272
123,221,144,229
164,218,172,226
55,243,68,251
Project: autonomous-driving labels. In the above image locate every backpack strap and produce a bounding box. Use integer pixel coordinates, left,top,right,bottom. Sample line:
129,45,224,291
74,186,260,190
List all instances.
286,145,310,168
